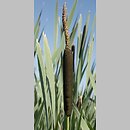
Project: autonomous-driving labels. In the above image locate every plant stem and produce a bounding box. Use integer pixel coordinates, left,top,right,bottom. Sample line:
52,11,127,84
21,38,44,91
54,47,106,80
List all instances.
67,116,69,130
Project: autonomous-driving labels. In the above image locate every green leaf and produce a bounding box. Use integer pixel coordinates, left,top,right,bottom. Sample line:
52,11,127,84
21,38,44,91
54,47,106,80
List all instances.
43,32,56,126
77,14,82,63
87,121,94,130
86,36,96,96
75,59,82,99
90,72,96,96
52,34,65,64
78,14,82,38
73,104,90,130
54,0,58,52
57,62,63,114
34,103,43,130
67,0,78,28
36,42,49,129
34,10,42,53
82,87,93,110
77,111,82,130
70,17,78,45
34,10,42,34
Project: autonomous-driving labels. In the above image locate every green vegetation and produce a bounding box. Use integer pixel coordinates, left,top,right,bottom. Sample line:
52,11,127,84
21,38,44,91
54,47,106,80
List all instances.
34,0,96,130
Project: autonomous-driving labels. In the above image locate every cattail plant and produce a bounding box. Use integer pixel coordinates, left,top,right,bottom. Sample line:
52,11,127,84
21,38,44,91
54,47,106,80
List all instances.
62,3,74,130
34,0,96,129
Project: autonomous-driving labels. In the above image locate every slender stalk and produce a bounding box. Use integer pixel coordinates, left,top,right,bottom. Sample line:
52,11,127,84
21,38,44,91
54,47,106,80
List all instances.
62,3,72,130
67,116,69,130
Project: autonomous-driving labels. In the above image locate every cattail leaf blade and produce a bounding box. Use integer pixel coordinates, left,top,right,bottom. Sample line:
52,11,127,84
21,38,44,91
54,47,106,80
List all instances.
36,42,49,129
43,32,56,125
73,104,90,130
54,0,58,52
34,10,42,34
67,0,78,28
70,17,78,46
34,10,42,56
52,34,65,64
90,72,96,96
86,36,95,93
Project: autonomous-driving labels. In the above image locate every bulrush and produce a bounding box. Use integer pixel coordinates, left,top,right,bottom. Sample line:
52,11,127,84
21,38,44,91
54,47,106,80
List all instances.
62,3,73,117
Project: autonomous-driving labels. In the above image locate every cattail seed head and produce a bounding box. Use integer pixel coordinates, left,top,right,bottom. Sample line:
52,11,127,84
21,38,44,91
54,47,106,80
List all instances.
63,46,73,116
62,2,73,117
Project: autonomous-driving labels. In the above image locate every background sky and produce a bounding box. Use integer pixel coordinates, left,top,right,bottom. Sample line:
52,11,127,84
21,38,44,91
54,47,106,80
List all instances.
34,0,96,56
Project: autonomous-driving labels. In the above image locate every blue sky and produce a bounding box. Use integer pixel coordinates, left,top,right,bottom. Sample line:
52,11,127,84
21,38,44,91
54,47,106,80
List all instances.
34,0,96,56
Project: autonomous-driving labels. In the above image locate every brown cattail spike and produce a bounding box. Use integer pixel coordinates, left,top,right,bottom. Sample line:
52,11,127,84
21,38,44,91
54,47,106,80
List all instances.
62,3,70,48
63,46,73,116
62,2,73,117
